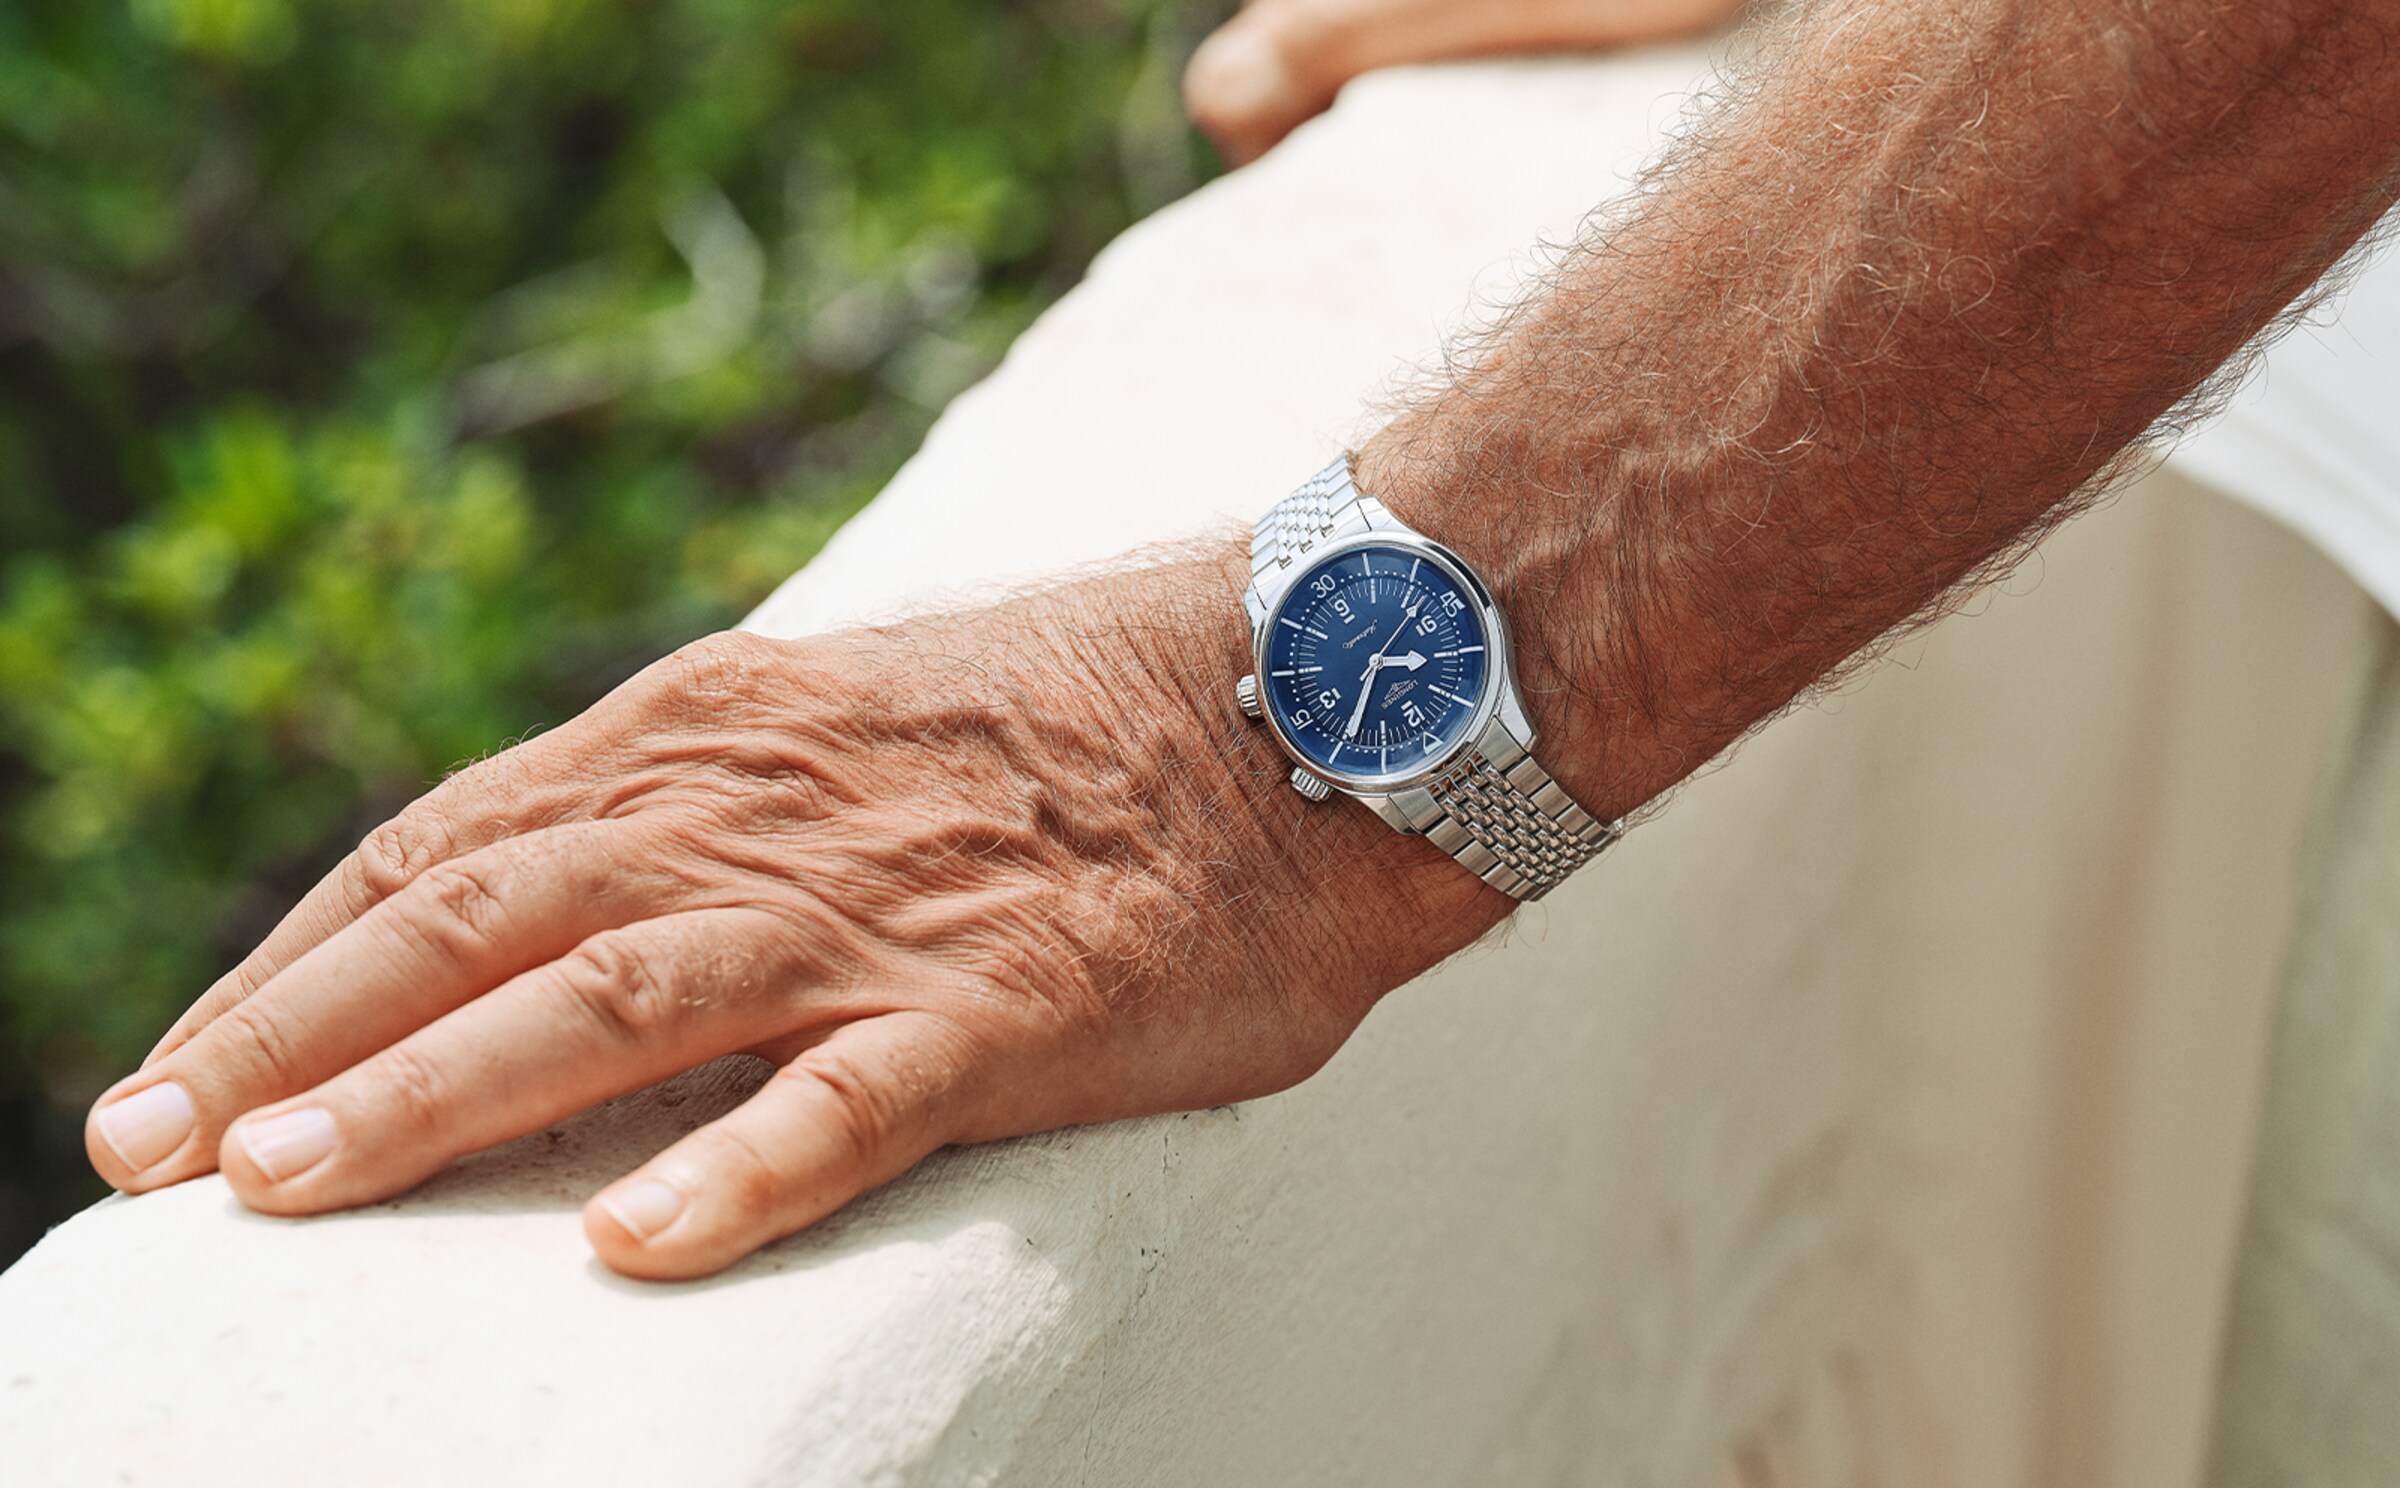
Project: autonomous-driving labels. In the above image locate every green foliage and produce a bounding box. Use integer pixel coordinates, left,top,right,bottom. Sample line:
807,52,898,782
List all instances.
0,0,1220,1260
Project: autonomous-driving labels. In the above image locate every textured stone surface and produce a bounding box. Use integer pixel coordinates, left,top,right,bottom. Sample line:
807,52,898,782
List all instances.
0,47,2374,1487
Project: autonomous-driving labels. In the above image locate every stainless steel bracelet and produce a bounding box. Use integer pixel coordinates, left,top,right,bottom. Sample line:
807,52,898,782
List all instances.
1249,459,1386,586
1410,736,1619,901
1247,458,1621,902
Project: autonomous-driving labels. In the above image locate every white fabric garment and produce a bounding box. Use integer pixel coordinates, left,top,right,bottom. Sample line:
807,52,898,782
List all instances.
2174,234,2400,621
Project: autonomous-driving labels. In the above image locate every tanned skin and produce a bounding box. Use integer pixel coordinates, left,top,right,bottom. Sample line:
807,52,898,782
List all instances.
85,0,2400,1278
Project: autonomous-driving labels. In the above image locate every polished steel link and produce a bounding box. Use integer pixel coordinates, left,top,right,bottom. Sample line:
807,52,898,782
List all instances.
1251,458,1362,578
1248,455,1621,902
1417,754,1619,901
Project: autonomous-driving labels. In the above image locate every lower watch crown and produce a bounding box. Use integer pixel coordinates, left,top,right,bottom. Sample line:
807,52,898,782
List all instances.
1236,674,1261,720
1289,767,1333,803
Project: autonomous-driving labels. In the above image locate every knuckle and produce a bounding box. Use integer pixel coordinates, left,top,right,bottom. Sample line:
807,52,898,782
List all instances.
356,811,456,903
218,1004,309,1094
554,933,678,1047
788,1047,906,1174
706,1124,790,1218
399,860,512,967
228,961,270,1004
372,1043,452,1143
666,630,778,702
204,958,273,1021
434,749,540,830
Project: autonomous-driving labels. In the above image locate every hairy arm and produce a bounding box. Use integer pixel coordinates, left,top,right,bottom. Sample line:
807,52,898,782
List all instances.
95,0,2400,1277
1165,0,2400,980
1355,0,2400,823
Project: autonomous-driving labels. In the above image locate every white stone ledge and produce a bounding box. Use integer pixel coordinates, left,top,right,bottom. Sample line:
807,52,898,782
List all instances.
0,47,2376,1487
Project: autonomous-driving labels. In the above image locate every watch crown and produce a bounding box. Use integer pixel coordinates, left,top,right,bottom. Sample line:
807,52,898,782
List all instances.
1289,767,1334,803
1236,673,1261,720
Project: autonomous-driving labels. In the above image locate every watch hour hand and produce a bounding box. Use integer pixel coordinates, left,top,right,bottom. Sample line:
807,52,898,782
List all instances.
1388,651,1426,672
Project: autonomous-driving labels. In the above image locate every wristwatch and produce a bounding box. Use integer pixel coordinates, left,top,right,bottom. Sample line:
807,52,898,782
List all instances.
1238,456,1621,901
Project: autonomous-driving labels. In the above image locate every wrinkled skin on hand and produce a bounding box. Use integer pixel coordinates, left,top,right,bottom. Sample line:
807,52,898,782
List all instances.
87,553,1500,1278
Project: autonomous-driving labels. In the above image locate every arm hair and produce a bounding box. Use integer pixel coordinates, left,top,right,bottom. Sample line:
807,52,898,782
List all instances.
1355,0,2400,818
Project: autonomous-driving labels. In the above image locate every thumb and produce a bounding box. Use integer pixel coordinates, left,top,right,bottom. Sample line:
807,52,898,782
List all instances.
583,1011,983,1280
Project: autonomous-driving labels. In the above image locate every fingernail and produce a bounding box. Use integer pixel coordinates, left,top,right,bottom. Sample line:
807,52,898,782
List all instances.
94,1082,196,1172
237,1107,338,1183
597,1180,685,1242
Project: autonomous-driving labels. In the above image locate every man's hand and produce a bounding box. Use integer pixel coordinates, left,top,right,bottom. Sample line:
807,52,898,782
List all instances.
82,0,2400,1282
1185,0,1747,166
85,553,1501,1279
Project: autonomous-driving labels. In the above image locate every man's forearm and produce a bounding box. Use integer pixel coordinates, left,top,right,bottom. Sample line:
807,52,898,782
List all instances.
912,0,2400,1151
110,0,2400,1277
1346,0,2400,823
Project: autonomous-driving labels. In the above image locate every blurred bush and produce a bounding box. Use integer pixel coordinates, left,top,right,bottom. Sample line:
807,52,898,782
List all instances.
0,0,1220,1264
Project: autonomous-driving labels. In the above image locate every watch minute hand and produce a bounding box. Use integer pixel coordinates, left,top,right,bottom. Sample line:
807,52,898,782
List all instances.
1343,658,1378,739
1345,602,1422,741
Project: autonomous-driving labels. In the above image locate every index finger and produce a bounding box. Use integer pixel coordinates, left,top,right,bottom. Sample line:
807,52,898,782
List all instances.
144,740,571,1068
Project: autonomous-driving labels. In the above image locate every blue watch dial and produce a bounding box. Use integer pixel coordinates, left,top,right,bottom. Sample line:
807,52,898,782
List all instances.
1261,542,1491,782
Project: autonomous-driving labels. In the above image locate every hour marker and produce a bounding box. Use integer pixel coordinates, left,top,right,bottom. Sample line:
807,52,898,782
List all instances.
1306,626,1329,639
1408,559,1422,583
1270,669,1296,678
1298,665,1323,675
1361,555,1373,573
1279,618,1303,631
1433,645,1486,656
